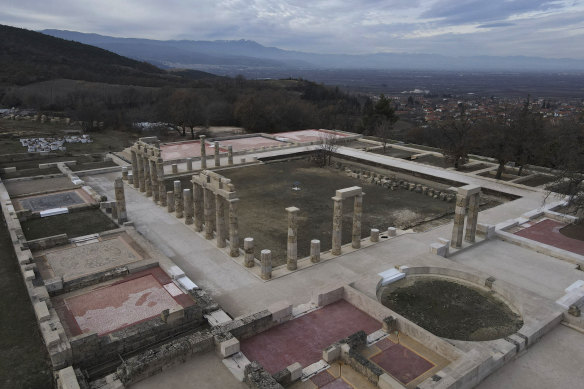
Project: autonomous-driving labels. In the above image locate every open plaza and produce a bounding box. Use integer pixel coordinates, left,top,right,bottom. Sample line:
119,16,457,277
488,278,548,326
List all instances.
1,129,584,389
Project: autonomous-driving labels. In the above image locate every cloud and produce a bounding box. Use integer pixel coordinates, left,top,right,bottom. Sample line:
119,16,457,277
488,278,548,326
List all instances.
0,0,583,59
477,22,516,28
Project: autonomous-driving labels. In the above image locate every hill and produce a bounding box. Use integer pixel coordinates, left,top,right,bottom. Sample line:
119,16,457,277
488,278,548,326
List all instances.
0,24,217,87
41,29,584,73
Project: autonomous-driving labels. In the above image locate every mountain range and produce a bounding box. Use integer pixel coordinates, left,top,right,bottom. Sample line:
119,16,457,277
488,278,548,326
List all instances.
42,29,584,74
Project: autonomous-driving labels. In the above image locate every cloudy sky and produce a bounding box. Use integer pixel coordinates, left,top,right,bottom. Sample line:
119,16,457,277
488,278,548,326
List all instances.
2,0,584,58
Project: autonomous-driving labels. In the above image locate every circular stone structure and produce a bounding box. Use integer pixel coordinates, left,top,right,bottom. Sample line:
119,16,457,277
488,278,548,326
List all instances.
379,275,523,341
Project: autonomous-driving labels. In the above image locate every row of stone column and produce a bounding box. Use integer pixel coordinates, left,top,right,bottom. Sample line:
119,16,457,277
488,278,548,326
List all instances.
199,135,234,169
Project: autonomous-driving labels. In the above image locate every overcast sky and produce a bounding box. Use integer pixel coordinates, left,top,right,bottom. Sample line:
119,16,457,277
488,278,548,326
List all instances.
2,0,584,58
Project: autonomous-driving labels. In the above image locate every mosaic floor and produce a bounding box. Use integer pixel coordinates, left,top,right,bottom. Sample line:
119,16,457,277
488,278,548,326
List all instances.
15,189,94,211
161,140,227,160
216,136,285,152
54,267,194,336
38,234,144,281
515,218,584,256
240,300,381,374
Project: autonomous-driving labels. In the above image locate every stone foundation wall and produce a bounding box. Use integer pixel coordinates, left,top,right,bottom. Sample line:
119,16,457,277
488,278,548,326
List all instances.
244,361,284,389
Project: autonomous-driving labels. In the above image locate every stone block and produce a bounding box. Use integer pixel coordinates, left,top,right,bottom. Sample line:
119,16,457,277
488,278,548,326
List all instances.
24,269,35,280
378,268,405,287
219,337,240,358
57,366,81,389
287,362,303,381
457,184,481,196
322,344,341,362
312,286,344,307
45,277,64,293
168,265,185,280
335,186,362,199
430,242,448,257
34,301,50,322
269,301,292,323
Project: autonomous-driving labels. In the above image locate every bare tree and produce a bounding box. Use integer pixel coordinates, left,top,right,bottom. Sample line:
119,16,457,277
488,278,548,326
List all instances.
314,131,340,167
375,119,392,154
438,105,476,169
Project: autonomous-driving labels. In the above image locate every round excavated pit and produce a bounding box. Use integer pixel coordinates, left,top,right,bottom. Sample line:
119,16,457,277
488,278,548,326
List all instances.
379,276,523,341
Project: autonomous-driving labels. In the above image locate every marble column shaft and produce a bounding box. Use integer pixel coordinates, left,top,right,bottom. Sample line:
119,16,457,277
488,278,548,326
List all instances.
332,197,343,255
204,187,215,239
130,149,138,187
260,249,272,280
167,191,175,213
215,195,226,248
174,181,183,218
186,158,193,171
114,177,127,223
370,228,379,242
193,183,204,232
244,237,254,267
310,239,320,263
137,150,145,192
228,199,239,257
465,192,480,243
143,153,151,197
200,135,207,169
184,189,194,225
451,193,468,248
352,194,363,249
156,159,166,206
228,146,234,166
286,206,299,270
149,159,159,203
214,141,220,167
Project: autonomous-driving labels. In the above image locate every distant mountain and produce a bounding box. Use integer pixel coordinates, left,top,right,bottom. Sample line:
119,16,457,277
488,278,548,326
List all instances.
0,24,218,87
41,29,584,73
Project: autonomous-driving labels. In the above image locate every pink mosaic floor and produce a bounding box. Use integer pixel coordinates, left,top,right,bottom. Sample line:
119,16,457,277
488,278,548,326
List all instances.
240,300,381,374
515,219,584,256
161,140,227,160
272,129,350,143
55,267,194,336
217,136,285,152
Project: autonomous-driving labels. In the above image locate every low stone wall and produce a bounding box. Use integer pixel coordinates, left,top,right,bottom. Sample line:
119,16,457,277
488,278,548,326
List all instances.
244,361,284,389
116,330,214,385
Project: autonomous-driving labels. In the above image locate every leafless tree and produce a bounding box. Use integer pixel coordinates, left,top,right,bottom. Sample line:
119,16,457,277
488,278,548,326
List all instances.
314,131,340,167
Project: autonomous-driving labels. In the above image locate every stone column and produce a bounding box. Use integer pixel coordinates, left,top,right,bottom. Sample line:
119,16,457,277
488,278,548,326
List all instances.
193,182,204,232
111,201,118,220
114,177,127,223
171,164,178,174
174,181,183,218
204,187,215,240
122,166,128,181
130,148,139,187
214,141,220,167
215,195,226,248
149,159,159,203
370,228,379,242
186,158,193,171
143,153,151,197
228,199,239,257
228,146,234,166
200,135,207,169
156,159,166,206
260,249,272,280
465,192,480,243
244,237,254,267
286,207,299,270
310,239,320,263
451,193,468,248
137,149,145,192
167,191,175,213
183,189,194,225
352,194,363,249
331,196,343,255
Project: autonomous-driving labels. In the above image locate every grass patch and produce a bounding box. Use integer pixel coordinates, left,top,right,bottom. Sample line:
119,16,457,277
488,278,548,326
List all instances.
22,209,118,240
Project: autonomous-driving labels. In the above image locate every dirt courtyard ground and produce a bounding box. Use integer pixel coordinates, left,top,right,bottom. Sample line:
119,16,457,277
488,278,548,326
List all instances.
221,158,455,265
